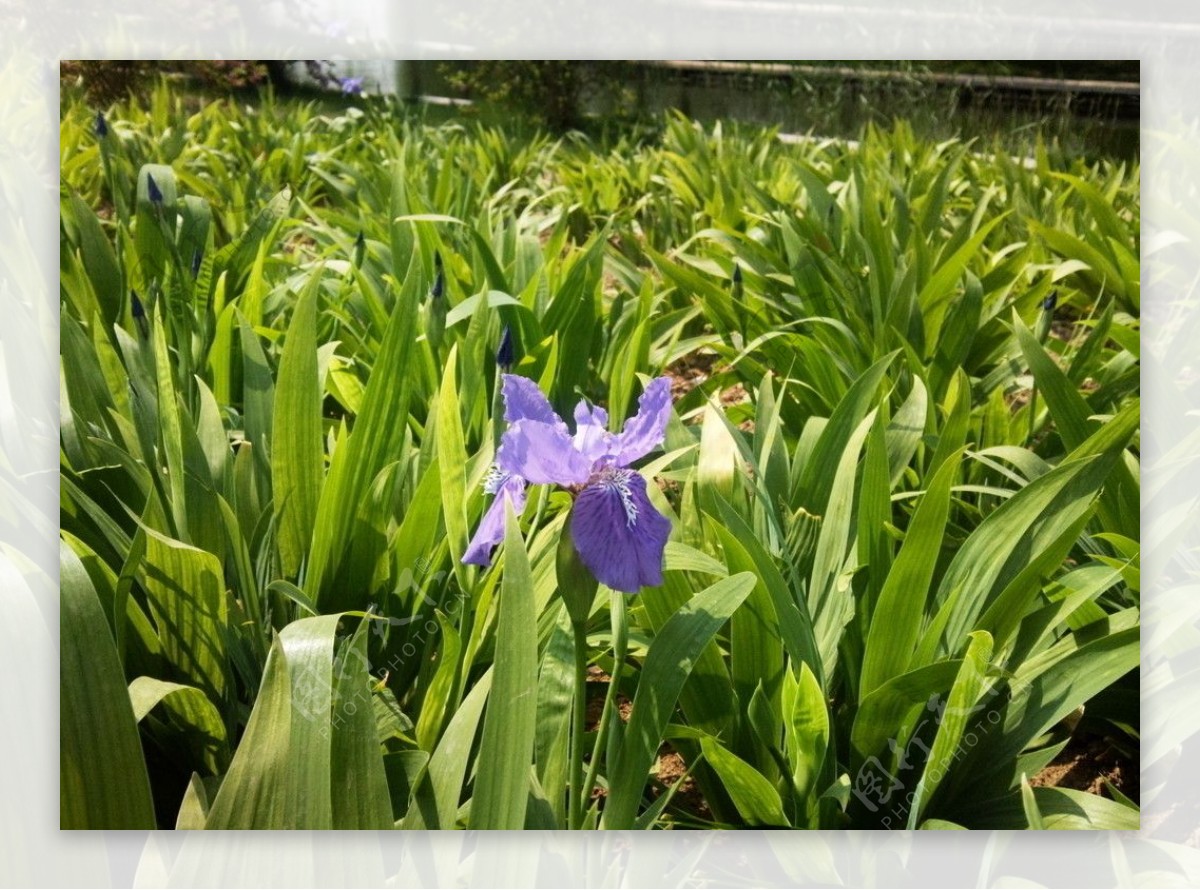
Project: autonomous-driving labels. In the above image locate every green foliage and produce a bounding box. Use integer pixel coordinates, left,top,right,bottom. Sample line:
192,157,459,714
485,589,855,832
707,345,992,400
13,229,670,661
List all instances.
443,61,638,132
59,81,1139,830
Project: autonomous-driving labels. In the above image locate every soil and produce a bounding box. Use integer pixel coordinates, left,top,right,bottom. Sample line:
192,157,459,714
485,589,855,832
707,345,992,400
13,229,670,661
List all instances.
585,666,708,819
665,350,719,401
1029,731,1139,803
1005,309,1084,414
651,744,712,821
585,664,631,730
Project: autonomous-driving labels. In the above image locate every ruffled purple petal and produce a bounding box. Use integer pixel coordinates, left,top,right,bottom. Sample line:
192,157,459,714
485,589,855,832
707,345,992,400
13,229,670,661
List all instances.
572,400,616,464
497,420,593,486
570,469,671,593
502,374,566,429
463,473,527,566
613,377,673,466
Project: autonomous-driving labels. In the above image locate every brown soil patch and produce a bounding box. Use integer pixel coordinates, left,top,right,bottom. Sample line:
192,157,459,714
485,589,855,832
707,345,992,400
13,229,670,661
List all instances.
585,665,631,730
665,351,719,402
1030,732,1138,803
651,744,711,821
1050,319,1080,345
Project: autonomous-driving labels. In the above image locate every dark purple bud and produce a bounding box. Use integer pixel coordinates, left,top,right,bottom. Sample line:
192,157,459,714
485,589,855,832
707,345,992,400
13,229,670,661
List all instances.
732,264,742,286
496,324,515,371
1042,290,1058,312
131,290,147,337
431,252,444,301
191,249,202,278
94,111,108,138
146,174,163,205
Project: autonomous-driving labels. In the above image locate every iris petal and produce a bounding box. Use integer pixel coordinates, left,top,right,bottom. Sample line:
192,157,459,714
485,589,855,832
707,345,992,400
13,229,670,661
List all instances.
572,400,615,464
463,474,527,566
570,469,671,593
613,377,673,466
497,420,593,486
502,374,566,428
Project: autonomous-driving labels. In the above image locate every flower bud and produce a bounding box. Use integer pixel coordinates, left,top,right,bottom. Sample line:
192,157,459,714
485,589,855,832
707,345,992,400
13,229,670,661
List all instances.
496,324,515,371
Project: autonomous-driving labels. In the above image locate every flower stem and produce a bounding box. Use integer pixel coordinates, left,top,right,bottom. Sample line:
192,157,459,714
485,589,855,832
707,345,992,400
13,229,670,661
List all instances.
582,591,627,809
569,618,588,830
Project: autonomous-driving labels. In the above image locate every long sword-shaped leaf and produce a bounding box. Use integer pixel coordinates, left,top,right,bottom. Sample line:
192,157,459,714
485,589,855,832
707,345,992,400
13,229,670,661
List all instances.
139,527,229,704
330,618,394,829
61,540,156,829
272,268,324,577
308,250,421,611
602,572,757,829
860,449,963,697
469,503,539,829
907,630,993,827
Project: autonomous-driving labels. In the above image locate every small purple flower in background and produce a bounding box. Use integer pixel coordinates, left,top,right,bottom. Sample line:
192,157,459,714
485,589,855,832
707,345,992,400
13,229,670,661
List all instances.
340,76,364,96
94,111,108,138
463,375,674,593
146,174,163,205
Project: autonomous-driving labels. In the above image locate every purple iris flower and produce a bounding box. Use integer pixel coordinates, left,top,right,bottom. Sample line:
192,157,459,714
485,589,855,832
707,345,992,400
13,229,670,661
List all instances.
340,76,364,95
463,375,674,593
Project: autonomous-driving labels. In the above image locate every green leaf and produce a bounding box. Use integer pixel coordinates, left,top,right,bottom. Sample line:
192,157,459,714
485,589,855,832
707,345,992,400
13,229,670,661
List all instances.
203,634,296,829
139,528,229,703
272,269,324,577
860,449,962,697
1015,315,1139,540
60,540,156,829
152,299,189,540
67,192,123,328
403,670,493,829
795,352,896,513
128,677,229,775
1020,774,1045,830
308,249,421,611
468,503,539,829
808,412,876,678
602,572,757,829
414,612,464,752
970,786,1139,830
330,618,394,829
436,344,470,575
204,614,348,829
236,312,275,495
916,213,1009,311
700,737,790,827
907,630,993,826
923,406,1136,661
851,661,963,765
787,661,830,810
